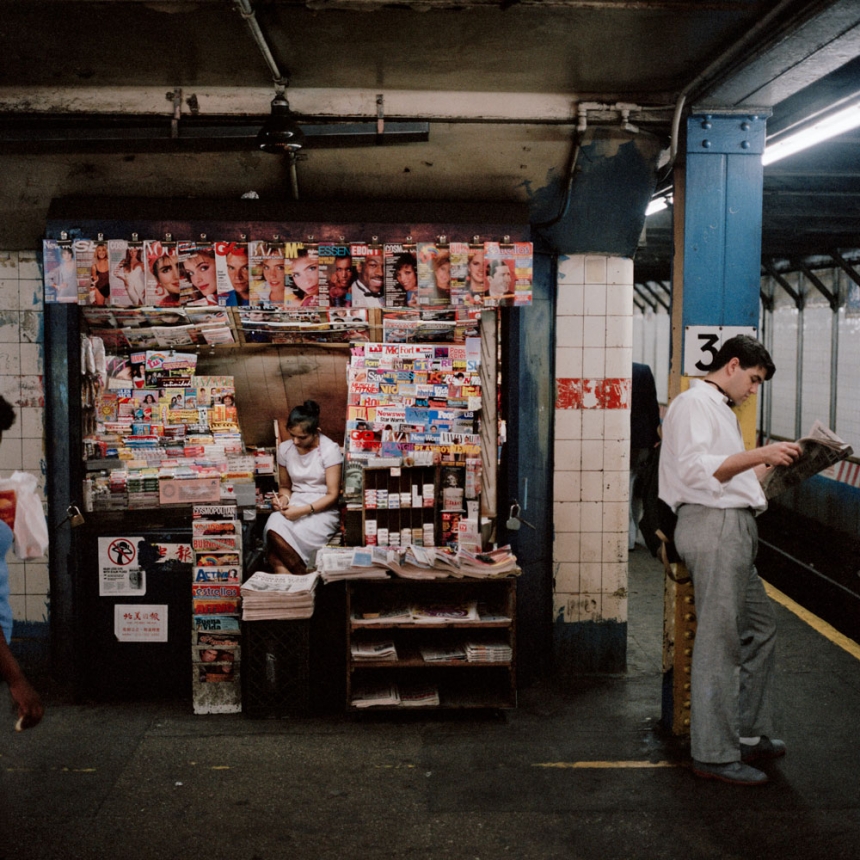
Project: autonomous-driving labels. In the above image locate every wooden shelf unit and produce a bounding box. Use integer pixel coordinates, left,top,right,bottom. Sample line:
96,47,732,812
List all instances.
346,577,516,710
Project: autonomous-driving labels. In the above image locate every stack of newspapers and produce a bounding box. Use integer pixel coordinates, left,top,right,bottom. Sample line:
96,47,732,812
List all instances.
240,571,319,621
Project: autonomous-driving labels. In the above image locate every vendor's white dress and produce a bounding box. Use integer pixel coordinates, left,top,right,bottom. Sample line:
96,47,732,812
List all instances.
263,433,343,564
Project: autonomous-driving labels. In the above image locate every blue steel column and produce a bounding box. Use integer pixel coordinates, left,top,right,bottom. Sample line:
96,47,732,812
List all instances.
682,112,767,332
664,112,767,733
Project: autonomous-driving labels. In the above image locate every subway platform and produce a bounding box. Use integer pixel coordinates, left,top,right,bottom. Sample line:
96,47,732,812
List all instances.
3,548,860,860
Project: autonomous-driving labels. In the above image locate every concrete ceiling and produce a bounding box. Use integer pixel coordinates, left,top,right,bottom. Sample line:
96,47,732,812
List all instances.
1,0,859,280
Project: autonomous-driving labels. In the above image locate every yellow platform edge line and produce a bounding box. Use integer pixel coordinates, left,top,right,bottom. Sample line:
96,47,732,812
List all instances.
762,578,860,662
533,761,680,769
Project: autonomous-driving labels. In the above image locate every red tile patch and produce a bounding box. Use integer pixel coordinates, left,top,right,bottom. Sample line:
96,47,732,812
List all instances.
556,377,630,409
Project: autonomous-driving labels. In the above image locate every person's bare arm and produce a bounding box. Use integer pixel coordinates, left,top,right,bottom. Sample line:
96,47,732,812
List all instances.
713,441,801,483
0,636,44,730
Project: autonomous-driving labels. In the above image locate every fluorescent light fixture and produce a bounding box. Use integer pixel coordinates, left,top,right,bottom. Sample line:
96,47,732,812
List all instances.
645,194,672,217
762,101,860,166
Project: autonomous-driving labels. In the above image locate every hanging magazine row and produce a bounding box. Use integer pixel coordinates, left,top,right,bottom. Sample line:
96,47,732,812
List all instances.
43,238,534,309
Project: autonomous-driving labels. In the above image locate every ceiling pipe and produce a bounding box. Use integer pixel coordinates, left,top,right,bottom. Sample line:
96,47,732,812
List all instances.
665,0,802,169
233,0,289,90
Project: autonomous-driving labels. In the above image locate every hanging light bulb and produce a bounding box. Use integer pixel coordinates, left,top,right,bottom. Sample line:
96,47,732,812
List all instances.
256,92,306,153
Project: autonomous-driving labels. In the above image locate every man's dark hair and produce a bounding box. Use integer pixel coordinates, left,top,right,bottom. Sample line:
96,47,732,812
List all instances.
712,335,775,380
0,395,16,432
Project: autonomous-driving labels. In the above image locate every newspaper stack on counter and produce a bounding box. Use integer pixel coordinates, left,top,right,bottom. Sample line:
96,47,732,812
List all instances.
465,641,513,663
399,685,440,707
317,547,391,583
317,545,520,582
240,571,319,621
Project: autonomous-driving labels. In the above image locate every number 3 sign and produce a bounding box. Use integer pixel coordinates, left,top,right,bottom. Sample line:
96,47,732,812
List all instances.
683,326,757,377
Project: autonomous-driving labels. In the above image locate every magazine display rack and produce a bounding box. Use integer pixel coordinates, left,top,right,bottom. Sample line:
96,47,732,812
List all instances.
346,577,516,710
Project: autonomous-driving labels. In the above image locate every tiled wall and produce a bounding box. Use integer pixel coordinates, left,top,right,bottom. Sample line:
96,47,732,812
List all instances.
0,249,49,649
553,254,633,641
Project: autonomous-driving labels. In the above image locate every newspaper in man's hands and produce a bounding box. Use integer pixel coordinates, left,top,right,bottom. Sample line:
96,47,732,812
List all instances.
760,420,854,499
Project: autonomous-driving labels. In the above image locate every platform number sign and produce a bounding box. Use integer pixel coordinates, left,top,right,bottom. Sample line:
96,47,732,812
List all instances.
683,326,757,377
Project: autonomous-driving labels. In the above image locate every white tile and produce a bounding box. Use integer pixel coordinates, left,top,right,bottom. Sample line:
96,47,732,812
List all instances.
602,590,628,623
554,409,582,441
19,279,43,309
603,470,628,502
22,436,45,471
602,536,628,567
0,279,19,311
581,470,604,502
604,408,630,441
583,316,606,348
24,562,49,596
606,315,632,349
580,501,603,532
557,282,584,316
555,347,582,377
0,252,17,272
602,501,628,532
579,592,601,621
584,256,607,285
20,311,43,345
555,593,578,623
0,344,21,376
0,312,21,343
554,439,581,471
18,252,41,281
7,562,25,595
20,375,44,409
580,439,604,471
582,346,605,377
554,470,581,502
556,314,584,347
606,282,634,315
558,254,585,285
555,562,580,593
25,594,49,623
580,409,605,440
20,343,43,375
603,439,628,471
584,283,607,315
553,501,581,533
580,532,602,563
605,346,633,377
0,438,23,471
19,406,44,439
9,594,25,621
606,256,633,286
554,531,581,564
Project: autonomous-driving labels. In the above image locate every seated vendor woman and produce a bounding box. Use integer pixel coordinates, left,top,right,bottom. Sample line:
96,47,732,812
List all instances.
264,400,343,575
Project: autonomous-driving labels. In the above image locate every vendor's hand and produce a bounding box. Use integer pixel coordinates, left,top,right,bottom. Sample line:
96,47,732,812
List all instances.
271,493,291,511
280,505,304,522
759,441,802,467
10,677,44,731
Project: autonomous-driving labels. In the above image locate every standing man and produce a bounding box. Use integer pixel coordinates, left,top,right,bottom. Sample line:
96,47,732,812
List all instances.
659,335,800,785
629,362,661,550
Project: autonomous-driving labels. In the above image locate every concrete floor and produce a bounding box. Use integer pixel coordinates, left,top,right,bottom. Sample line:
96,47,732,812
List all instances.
3,549,860,860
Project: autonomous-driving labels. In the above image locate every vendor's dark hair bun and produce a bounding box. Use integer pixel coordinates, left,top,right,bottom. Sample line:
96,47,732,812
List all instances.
288,399,321,433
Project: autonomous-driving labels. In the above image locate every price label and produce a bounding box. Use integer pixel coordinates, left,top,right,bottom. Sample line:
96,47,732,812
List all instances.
683,326,757,377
